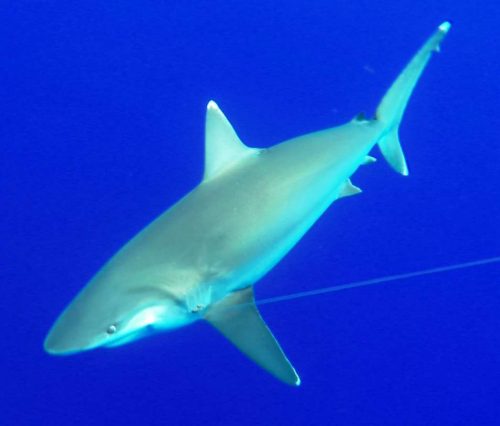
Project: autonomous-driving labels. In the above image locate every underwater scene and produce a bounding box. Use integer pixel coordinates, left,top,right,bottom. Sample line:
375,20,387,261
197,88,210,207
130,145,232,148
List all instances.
2,1,499,425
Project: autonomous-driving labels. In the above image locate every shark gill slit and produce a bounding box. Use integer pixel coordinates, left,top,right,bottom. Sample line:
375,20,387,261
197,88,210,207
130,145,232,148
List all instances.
254,255,500,307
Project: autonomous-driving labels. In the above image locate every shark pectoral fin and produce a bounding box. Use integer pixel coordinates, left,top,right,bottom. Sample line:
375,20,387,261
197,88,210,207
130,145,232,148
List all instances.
204,101,258,181
204,287,300,386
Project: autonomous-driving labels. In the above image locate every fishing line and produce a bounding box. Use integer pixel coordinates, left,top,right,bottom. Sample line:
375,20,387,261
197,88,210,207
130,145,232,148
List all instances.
256,255,500,307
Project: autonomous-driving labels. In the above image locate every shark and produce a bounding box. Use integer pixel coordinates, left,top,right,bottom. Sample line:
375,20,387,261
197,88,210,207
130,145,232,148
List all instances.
44,22,451,385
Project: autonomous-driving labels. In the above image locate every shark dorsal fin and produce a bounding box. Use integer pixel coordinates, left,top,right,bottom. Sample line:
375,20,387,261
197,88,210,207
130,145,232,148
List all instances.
204,286,300,386
204,101,256,181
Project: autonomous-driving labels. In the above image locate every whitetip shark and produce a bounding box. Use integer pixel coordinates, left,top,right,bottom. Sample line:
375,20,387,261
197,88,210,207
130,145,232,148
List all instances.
45,22,451,386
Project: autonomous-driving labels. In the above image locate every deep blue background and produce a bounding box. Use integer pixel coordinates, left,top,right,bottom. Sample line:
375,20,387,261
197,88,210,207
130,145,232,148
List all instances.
2,1,499,425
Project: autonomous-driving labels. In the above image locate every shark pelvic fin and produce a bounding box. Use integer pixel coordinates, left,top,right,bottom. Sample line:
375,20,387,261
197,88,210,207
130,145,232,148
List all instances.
204,101,257,181
339,179,362,198
204,286,300,386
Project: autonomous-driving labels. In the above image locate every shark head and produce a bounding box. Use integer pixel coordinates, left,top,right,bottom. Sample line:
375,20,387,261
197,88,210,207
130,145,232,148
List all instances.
44,268,196,355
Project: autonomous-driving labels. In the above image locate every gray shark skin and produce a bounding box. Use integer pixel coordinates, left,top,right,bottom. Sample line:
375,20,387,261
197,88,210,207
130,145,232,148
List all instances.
45,23,451,386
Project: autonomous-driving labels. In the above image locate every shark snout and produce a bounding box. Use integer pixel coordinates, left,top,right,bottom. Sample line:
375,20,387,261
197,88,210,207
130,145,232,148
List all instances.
44,321,89,355
44,306,101,355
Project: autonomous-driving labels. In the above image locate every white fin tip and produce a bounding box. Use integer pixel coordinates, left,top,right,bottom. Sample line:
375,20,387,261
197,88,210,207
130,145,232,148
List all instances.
438,22,451,33
207,100,219,110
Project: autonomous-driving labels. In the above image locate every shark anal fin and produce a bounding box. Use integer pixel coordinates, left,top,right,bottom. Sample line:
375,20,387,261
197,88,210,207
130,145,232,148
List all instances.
363,155,377,165
204,286,300,386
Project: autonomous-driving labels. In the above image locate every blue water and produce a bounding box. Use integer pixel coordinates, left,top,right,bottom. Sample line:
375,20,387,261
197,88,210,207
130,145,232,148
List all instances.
2,1,499,425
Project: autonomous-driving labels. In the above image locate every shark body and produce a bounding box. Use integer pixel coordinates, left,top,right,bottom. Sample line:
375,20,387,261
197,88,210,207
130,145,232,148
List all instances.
45,23,451,385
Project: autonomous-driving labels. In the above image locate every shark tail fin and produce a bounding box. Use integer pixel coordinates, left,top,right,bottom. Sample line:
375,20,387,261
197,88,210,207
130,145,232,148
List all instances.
375,22,451,175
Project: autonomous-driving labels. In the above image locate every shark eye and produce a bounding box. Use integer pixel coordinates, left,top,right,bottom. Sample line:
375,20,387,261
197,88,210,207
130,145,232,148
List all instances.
106,324,117,335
